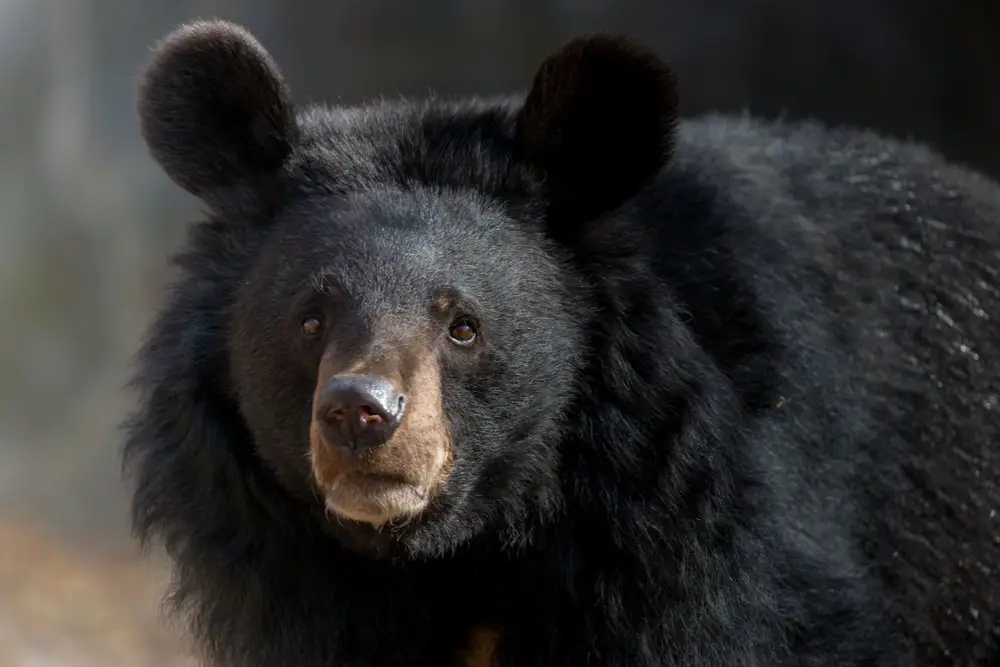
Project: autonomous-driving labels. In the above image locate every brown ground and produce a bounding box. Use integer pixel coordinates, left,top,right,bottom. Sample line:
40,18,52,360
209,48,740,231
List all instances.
0,514,197,667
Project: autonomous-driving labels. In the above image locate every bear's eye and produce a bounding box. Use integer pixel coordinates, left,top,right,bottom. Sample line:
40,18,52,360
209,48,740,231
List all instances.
448,319,477,346
301,316,324,337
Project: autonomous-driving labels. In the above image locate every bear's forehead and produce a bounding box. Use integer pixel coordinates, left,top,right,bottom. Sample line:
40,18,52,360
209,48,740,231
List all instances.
240,97,555,308
256,175,541,306
289,97,524,196
273,178,514,252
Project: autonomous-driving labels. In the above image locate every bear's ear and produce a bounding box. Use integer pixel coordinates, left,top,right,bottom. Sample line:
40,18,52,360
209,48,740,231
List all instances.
514,35,678,236
137,20,298,211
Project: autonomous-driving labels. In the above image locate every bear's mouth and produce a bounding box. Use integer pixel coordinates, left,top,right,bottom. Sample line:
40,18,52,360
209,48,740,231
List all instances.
320,472,432,527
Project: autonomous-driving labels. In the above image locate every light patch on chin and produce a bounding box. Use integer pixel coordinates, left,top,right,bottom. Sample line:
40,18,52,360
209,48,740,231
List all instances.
323,475,431,526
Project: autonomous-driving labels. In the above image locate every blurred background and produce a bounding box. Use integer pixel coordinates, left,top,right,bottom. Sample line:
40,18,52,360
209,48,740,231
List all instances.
0,0,997,664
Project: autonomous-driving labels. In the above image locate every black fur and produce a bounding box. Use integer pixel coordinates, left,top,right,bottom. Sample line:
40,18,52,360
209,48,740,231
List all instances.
514,33,678,232
124,19,1000,667
137,21,298,214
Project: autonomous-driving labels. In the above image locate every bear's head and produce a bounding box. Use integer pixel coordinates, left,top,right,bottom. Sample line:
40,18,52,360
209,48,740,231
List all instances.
131,20,678,559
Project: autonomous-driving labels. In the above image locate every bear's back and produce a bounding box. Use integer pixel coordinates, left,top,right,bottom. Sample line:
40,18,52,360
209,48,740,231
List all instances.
664,115,1000,663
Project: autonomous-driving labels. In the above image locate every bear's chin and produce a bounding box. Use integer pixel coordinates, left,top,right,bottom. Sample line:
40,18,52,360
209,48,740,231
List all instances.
308,478,431,560
313,482,471,562
322,473,431,527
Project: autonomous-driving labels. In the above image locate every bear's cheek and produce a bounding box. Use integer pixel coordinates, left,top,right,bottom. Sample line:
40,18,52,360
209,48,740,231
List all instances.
308,348,454,527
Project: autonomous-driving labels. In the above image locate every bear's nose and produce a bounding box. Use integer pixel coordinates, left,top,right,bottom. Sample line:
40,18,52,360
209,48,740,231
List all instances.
314,374,406,451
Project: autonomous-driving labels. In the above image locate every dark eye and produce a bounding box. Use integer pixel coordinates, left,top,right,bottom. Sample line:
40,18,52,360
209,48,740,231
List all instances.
301,316,324,337
448,319,477,346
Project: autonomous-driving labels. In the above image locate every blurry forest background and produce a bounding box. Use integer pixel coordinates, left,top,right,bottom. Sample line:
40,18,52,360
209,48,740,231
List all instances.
1,0,998,664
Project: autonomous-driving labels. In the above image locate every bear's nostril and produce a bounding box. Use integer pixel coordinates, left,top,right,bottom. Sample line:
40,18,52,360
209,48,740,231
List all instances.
357,405,384,426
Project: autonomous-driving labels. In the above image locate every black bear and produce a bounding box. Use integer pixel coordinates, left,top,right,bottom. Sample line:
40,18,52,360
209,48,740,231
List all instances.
123,19,1000,667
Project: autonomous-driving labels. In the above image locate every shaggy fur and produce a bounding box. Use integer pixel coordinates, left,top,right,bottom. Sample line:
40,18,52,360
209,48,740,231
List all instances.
123,20,1000,667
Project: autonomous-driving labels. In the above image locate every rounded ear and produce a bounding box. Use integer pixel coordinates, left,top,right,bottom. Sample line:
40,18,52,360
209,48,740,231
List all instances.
514,35,678,233
137,20,299,211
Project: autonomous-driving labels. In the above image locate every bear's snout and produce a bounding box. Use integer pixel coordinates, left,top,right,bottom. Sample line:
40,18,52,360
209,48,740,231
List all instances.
308,346,453,527
314,373,406,452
